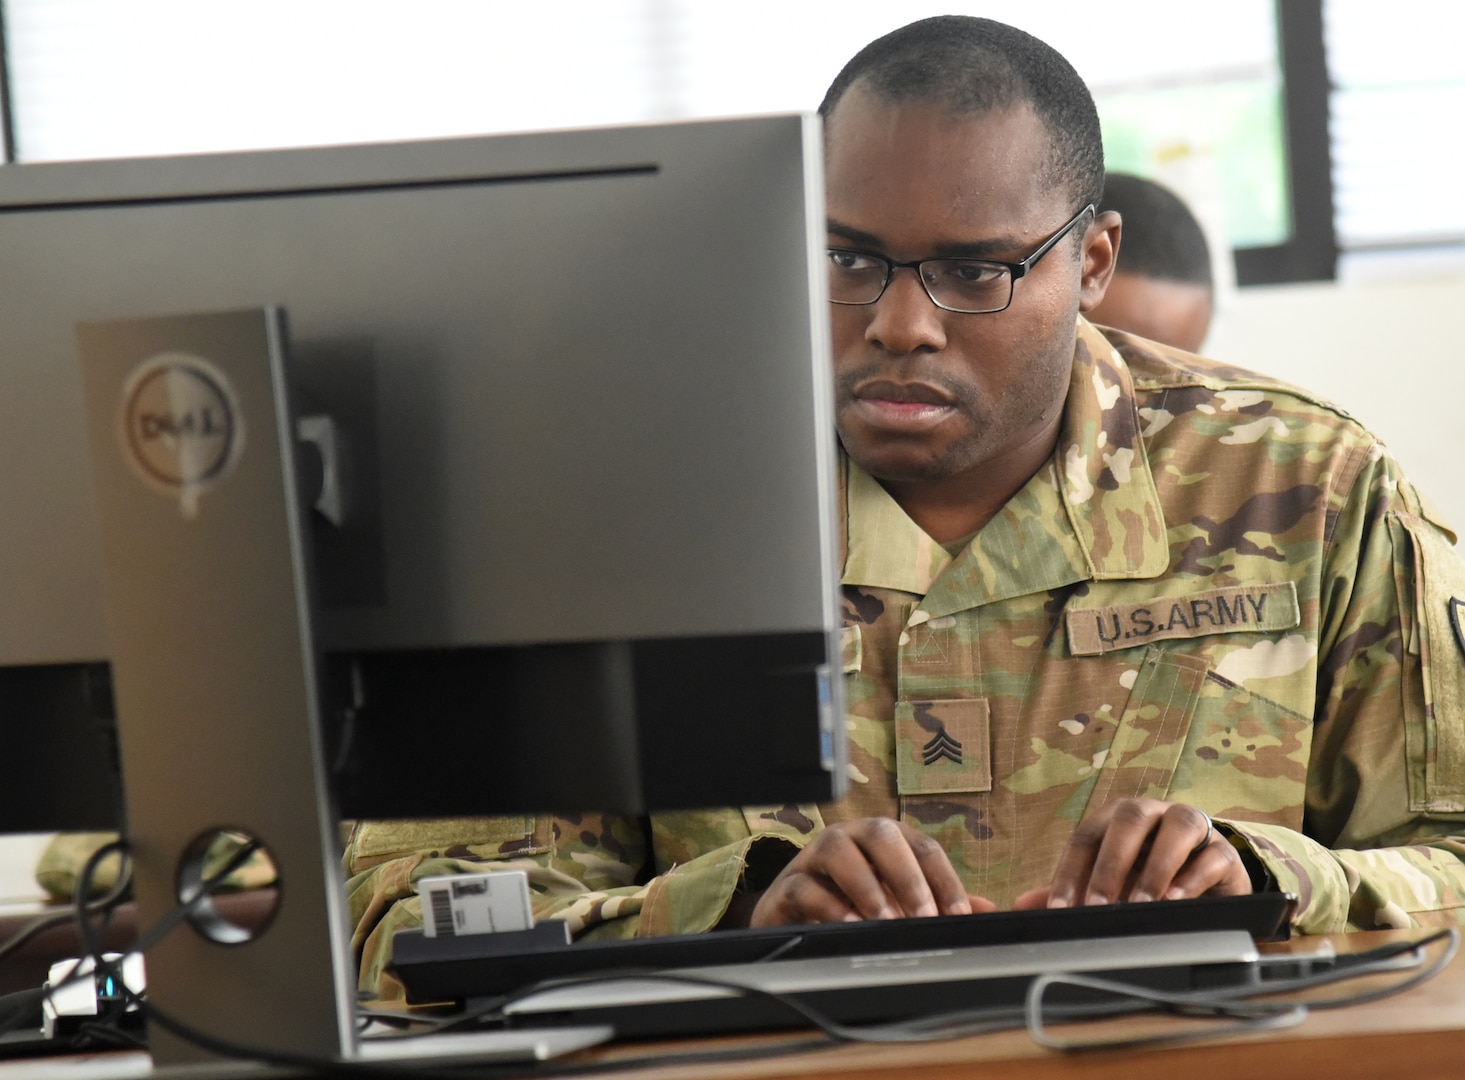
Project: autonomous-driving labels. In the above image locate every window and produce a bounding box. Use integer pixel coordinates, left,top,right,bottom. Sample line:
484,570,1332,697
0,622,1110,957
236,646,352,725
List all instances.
1324,0,1465,281
2,1,1455,285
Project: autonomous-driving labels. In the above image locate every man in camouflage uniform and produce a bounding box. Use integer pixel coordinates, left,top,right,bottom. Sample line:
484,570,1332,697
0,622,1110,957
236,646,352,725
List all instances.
1087,171,1215,353
345,16,1465,997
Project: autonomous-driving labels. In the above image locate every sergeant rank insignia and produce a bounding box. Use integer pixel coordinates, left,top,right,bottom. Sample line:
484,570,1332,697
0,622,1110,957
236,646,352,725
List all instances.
922,725,963,766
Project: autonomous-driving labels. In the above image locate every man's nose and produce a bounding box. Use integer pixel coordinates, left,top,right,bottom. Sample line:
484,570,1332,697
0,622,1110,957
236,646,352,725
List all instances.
864,266,948,354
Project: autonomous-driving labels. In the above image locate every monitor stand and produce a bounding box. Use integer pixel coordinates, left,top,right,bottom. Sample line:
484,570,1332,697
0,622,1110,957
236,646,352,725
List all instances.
76,307,611,1067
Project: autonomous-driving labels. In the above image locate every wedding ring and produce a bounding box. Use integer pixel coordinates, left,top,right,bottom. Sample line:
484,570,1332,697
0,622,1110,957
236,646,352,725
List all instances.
1194,810,1214,854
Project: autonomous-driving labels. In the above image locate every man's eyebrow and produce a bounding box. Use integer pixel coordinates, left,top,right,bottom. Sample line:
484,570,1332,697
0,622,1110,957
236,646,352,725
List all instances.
825,219,1020,260
826,220,884,249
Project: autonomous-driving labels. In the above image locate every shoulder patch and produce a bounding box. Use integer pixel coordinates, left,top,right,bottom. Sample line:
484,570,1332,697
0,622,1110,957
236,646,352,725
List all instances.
1066,582,1300,656
1450,597,1465,661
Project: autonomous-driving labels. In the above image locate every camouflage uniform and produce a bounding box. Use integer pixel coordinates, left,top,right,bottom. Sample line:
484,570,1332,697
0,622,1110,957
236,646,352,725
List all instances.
345,319,1465,998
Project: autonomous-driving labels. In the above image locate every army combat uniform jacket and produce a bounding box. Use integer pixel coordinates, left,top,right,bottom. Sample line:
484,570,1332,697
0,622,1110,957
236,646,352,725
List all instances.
345,319,1465,997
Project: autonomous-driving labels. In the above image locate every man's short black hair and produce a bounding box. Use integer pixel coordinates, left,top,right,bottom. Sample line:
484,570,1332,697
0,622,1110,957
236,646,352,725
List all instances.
819,16,1105,212
1101,172,1213,287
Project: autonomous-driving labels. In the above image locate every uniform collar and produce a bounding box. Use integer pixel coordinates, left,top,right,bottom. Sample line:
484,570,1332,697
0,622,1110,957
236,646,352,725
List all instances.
841,319,1170,607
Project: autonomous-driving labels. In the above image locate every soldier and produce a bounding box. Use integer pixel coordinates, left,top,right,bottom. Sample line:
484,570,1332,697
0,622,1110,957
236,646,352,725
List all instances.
1087,171,1215,352
343,15,1465,997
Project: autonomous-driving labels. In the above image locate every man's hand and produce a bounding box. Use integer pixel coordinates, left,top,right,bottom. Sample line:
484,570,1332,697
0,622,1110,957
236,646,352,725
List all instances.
749,817,997,927
1016,798,1250,911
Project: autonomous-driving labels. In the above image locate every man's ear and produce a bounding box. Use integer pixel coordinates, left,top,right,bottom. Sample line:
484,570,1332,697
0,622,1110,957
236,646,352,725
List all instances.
1078,209,1122,312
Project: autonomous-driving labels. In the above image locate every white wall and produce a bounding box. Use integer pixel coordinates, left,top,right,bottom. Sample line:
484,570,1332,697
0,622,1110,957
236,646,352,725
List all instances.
0,834,55,905
1206,271,1465,533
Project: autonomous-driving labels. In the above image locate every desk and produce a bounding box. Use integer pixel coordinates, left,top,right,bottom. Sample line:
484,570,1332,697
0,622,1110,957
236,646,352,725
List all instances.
536,930,1465,1080
1,930,1461,1079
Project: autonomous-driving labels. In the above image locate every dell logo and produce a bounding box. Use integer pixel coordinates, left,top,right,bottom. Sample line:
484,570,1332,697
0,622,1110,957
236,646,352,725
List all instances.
120,352,244,513
136,408,227,441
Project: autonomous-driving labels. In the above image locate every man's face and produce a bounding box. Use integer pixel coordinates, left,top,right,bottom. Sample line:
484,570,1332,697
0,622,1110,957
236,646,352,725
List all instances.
823,86,1097,490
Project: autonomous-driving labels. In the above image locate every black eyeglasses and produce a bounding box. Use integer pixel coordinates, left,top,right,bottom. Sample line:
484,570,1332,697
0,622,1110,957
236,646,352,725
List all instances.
827,204,1096,314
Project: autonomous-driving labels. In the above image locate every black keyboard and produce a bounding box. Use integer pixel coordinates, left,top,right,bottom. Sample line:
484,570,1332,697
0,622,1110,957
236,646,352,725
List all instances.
389,891,1295,1005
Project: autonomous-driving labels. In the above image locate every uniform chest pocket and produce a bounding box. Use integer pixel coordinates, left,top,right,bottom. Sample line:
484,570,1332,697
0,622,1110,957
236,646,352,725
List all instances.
1085,648,1311,829
1084,649,1208,810
1167,675,1311,828
895,698,992,795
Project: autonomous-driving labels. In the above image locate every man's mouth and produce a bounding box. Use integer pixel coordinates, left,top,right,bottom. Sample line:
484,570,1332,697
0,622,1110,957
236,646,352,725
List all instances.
853,379,956,406
847,379,958,431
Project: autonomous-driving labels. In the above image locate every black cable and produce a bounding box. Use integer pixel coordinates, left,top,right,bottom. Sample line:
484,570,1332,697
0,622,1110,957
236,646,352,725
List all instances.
347,930,1458,1079
0,881,124,965
147,991,843,1080
359,926,1462,1067
55,841,573,1080
356,928,818,1038
1024,927,1459,1053
8,835,263,1054
0,839,133,1040
1026,972,1308,1052
0,842,132,965
11,839,1004,1072
1248,927,1459,1010
68,838,133,961
65,928,1463,1080
28,855,1464,1080
0,987,44,1038
77,835,262,961
2,840,142,1049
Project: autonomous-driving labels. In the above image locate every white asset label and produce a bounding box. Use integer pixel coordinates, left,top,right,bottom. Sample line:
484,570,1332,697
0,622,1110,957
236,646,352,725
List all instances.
417,870,534,938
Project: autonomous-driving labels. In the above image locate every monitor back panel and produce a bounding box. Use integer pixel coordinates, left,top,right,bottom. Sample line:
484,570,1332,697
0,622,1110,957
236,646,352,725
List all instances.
0,114,838,663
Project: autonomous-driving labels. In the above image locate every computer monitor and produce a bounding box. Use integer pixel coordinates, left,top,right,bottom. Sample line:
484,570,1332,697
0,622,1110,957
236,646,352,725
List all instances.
0,114,844,823
0,663,121,834
1,113,843,1062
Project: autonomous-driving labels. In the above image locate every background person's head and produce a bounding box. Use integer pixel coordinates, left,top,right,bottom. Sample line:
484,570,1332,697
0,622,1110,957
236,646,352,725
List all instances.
816,16,1119,502
1087,172,1215,352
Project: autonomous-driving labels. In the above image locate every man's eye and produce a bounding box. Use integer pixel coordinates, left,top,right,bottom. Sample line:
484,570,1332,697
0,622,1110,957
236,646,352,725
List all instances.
947,261,1004,285
828,250,882,272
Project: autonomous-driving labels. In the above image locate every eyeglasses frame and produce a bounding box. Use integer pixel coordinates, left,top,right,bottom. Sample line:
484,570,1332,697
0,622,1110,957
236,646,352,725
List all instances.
827,202,1097,314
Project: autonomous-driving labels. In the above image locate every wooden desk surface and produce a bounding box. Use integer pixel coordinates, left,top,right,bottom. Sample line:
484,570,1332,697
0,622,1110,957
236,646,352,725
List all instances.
2,930,1461,1079
561,929,1465,1080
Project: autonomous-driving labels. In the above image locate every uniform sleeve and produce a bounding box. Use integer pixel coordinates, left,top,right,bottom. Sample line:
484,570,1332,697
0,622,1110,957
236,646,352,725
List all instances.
1223,442,1465,933
1215,819,1465,933
344,808,812,1000
35,830,277,901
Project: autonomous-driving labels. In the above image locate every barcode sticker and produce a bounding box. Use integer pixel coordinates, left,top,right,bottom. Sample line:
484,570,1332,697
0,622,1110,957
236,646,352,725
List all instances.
418,871,534,938
428,889,455,936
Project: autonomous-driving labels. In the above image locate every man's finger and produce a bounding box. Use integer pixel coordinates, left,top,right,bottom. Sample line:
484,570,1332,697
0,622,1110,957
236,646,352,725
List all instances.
750,871,857,926
1082,806,1162,905
836,818,947,918
751,817,977,926
816,824,912,919
1060,800,1164,906
1045,824,1098,909
1048,799,1179,907
1163,832,1252,899
1011,886,1050,911
901,825,973,915
1125,804,1215,902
